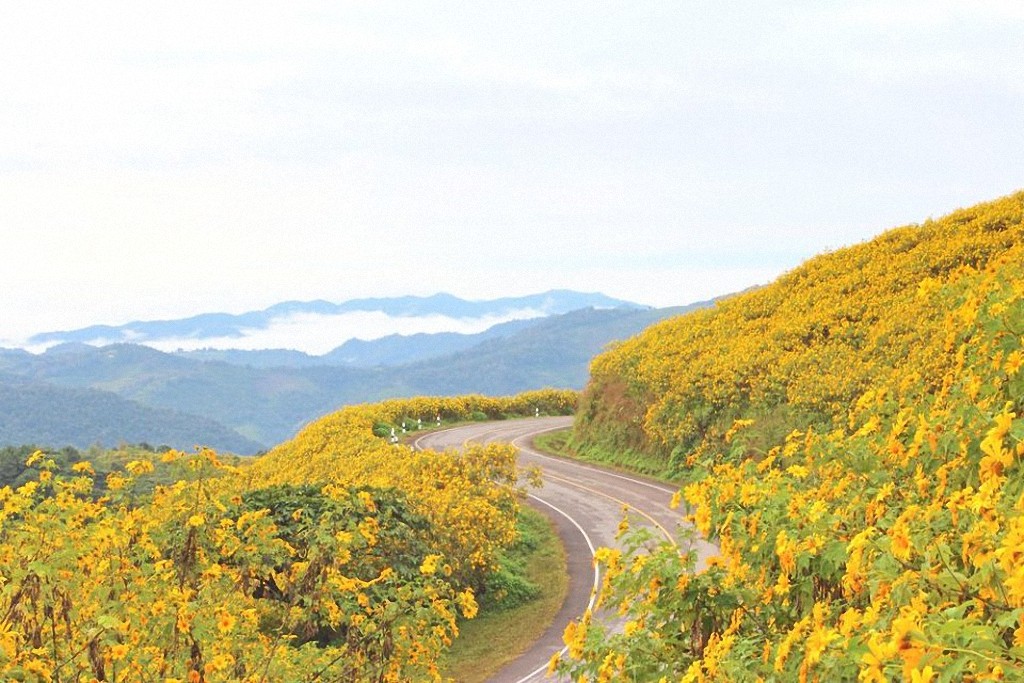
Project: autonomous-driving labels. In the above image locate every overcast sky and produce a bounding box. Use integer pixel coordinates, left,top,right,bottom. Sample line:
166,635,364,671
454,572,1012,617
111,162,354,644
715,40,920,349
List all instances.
2,1,1022,345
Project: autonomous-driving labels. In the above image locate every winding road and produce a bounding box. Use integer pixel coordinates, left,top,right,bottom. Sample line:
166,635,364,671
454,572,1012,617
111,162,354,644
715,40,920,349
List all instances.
413,417,718,682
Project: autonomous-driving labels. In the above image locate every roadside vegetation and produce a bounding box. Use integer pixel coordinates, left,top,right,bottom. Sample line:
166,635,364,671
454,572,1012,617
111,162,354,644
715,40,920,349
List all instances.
441,506,569,682
535,428,676,480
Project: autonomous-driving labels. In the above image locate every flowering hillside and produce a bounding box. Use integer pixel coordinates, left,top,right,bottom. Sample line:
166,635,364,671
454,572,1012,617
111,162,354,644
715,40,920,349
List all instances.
560,193,1024,681
0,389,575,681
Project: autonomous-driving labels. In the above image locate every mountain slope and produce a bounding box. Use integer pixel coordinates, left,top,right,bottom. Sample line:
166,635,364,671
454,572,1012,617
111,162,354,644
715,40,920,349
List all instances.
577,192,1024,468
560,191,1024,679
319,317,540,367
0,344,374,448
0,376,264,453
401,304,712,395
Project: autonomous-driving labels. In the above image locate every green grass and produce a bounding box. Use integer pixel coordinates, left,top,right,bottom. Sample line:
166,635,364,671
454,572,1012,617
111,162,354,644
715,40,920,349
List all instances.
441,506,568,682
534,429,676,480
532,429,572,456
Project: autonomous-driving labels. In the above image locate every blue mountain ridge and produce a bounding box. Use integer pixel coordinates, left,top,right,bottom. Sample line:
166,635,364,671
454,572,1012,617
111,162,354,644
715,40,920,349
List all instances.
28,290,642,347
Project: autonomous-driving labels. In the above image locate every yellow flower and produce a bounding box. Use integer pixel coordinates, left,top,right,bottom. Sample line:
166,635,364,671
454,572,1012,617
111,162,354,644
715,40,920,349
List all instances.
804,626,839,665
457,589,478,619
357,489,377,512
917,277,941,298
72,460,94,474
23,659,53,678
1006,350,1023,375
419,554,442,576
839,608,861,636
786,464,809,479
910,665,936,683
1005,566,1024,608
358,517,379,545
217,612,236,633
891,526,911,562
125,459,155,476
860,632,896,682
725,418,755,443
202,563,223,579
775,529,796,574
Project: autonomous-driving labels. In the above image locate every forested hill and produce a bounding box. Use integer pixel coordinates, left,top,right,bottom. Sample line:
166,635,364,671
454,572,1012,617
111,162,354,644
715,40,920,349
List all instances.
390,304,706,395
0,377,263,453
557,191,1024,680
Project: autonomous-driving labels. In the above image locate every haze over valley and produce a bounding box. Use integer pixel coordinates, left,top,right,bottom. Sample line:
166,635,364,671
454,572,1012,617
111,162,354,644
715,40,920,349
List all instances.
0,290,710,452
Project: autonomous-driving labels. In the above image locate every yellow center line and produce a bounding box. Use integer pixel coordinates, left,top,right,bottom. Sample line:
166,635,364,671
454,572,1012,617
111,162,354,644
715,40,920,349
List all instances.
542,471,678,548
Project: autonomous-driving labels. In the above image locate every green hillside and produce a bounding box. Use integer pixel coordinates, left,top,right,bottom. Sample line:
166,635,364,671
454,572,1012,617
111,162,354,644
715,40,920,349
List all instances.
0,377,263,453
395,305,707,395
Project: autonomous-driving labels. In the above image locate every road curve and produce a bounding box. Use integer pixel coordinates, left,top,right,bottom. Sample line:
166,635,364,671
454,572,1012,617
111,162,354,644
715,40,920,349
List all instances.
413,417,717,683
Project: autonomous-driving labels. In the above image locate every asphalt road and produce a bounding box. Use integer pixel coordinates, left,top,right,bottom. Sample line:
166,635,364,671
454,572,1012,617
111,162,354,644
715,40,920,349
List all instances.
413,417,718,683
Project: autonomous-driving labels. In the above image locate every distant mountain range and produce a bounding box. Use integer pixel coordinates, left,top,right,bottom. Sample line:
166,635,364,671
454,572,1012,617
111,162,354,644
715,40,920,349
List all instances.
26,290,636,351
0,291,718,454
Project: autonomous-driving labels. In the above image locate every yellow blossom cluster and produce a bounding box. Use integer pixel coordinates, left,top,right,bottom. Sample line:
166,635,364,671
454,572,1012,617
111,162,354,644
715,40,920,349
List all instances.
244,390,576,584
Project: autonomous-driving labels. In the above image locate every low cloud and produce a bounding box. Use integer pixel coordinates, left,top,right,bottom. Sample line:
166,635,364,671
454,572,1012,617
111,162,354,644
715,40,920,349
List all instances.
134,309,546,355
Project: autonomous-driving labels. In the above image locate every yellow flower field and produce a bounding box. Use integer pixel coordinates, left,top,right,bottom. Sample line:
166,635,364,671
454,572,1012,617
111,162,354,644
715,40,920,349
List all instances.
562,192,1024,681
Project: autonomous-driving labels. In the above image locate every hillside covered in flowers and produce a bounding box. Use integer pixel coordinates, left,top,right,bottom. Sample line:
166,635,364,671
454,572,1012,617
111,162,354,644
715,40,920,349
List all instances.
0,389,575,681
559,192,1024,681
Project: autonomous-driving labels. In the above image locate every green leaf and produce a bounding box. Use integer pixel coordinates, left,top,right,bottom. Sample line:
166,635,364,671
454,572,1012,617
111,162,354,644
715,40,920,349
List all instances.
97,614,121,630
995,608,1022,629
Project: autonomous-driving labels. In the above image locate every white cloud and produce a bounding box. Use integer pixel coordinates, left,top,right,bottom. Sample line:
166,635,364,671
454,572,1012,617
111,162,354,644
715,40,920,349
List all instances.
28,309,546,356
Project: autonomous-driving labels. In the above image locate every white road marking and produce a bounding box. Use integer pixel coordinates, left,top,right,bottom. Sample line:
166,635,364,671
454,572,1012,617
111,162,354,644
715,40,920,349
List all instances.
514,492,600,683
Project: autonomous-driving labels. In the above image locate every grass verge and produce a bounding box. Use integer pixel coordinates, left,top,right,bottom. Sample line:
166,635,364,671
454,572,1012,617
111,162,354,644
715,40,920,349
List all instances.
532,428,572,457
534,429,676,480
441,506,568,682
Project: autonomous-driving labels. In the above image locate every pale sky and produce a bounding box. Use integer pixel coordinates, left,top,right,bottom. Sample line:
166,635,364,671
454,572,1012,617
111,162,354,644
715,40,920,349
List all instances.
2,1,1023,346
